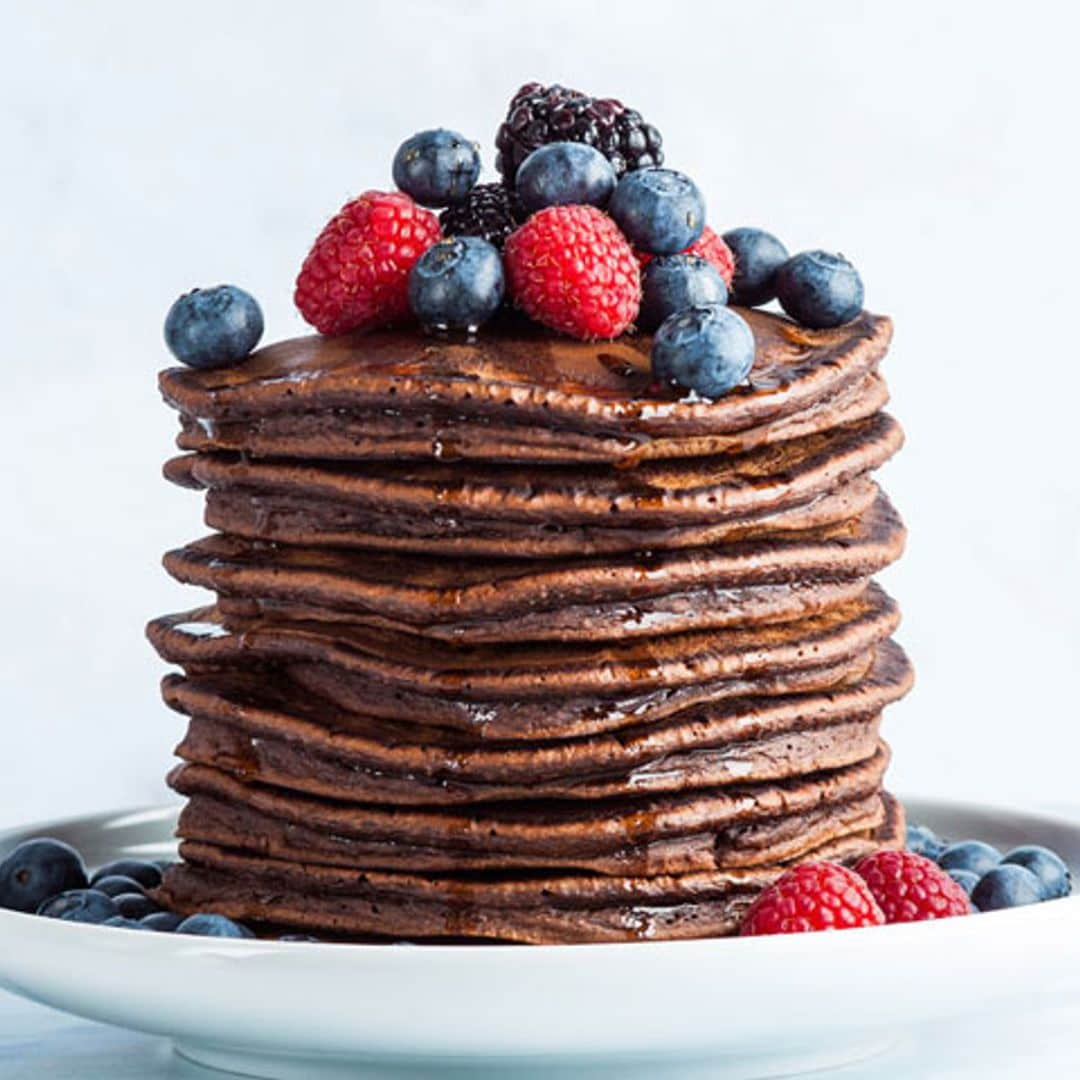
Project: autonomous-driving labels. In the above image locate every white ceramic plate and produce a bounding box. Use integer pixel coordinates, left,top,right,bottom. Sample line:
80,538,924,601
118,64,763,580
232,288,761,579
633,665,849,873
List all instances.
0,799,1078,1079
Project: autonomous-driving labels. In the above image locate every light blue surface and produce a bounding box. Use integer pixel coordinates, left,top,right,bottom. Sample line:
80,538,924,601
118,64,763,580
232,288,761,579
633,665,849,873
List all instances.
0,989,1077,1078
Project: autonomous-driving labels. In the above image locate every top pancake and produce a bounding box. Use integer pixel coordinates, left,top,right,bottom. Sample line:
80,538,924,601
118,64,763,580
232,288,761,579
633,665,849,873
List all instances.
159,309,893,465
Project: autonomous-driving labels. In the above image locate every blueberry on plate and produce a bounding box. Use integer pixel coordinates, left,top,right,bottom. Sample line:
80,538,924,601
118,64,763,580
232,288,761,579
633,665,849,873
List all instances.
140,911,184,932
114,892,160,920
608,168,705,255
175,913,255,939
37,889,119,924
1002,845,1072,900
0,838,88,913
651,305,755,400
278,933,321,942
722,227,789,307
408,236,505,331
164,285,264,370
946,869,980,897
104,916,152,931
516,142,617,214
639,254,728,332
775,251,864,329
91,859,163,890
392,129,480,208
905,823,947,860
91,875,145,898
972,864,1044,911
937,840,1003,878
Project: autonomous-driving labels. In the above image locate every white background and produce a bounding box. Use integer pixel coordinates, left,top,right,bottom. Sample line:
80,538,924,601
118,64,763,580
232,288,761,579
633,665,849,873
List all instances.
2,0,1078,826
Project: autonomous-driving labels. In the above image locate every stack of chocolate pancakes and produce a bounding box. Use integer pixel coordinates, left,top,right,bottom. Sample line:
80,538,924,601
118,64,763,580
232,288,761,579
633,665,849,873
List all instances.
149,307,912,944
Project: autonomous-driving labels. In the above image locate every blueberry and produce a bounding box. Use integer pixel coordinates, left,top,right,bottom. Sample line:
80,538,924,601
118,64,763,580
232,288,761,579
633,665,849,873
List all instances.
608,168,705,255
0,838,88,913
140,911,184,932
114,893,159,919
392,129,480,208
905,823,947,860
938,841,1003,877
972,864,1044,911
91,859,163,890
1002,846,1072,901
104,916,152,932
722,227,790,307
946,869,980,897
278,933,320,942
516,142,617,214
651,305,755,399
91,875,145,899
939,841,1003,877
408,237,505,331
774,251,864,329
639,255,728,332
164,285,263,370
175,913,255,939
37,889,118,924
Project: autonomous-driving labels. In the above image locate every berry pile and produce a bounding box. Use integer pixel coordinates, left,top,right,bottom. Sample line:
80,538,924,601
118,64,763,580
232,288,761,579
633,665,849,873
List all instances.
740,824,1073,936
163,81,873,399
0,836,299,940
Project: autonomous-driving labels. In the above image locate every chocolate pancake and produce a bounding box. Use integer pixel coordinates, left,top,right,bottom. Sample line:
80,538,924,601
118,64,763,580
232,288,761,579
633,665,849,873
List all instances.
147,584,898,739
159,309,894,466
163,642,911,804
176,371,889,467
155,795,904,943
165,412,902,530
198,475,881,558
164,492,904,642
168,746,890,874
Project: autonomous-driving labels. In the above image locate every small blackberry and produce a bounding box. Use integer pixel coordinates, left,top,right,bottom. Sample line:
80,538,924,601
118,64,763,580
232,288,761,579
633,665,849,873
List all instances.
439,183,524,250
495,83,663,185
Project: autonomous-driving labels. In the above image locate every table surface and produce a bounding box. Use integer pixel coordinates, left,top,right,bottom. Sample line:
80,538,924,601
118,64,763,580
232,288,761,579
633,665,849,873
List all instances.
0,989,1077,1078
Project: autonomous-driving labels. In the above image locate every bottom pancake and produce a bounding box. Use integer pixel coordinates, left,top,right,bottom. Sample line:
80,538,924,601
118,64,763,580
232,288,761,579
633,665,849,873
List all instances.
157,794,903,945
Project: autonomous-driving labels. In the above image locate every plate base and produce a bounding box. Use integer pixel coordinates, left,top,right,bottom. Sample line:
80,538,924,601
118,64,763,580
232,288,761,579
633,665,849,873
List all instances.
175,1036,896,1079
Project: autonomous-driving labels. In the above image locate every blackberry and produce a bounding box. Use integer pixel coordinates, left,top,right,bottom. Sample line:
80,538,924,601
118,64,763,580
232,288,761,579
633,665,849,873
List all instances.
495,83,663,185
439,183,524,250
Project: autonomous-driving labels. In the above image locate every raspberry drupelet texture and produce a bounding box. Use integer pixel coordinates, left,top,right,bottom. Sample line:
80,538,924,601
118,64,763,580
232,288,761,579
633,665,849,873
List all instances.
854,850,973,923
295,191,441,336
740,862,886,936
503,205,642,340
637,226,736,288
495,83,664,185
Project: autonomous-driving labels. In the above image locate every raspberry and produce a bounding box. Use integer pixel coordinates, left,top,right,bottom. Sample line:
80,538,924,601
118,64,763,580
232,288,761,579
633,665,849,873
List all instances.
294,191,441,335
636,227,736,287
854,850,973,923
504,206,641,340
495,83,663,184
740,862,886,936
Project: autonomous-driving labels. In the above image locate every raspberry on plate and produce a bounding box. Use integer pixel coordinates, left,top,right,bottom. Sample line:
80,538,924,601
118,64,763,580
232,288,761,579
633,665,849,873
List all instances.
854,849,973,923
740,862,886,936
295,191,441,336
637,227,736,288
504,205,641,340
